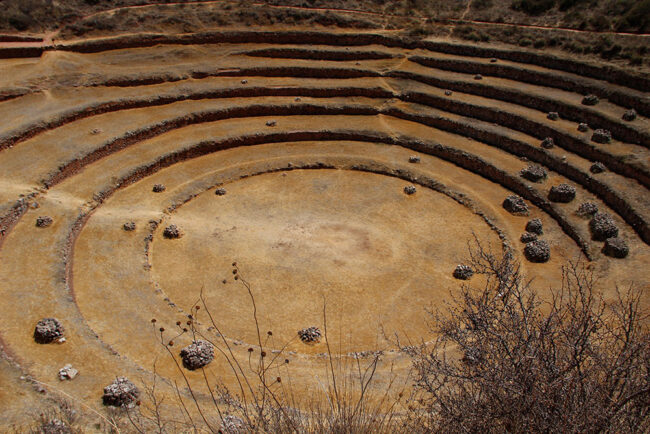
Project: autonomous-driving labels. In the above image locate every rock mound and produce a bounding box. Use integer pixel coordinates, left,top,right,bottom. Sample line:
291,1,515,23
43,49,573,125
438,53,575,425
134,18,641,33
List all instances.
180,340,215,370
622,109,637,122
541,137,555,149
34,318,64,344
163,224,182,239
404,185,416,195
524,239,551,263
520,164,547,182
453,264,474,280
577,202,598,218
298,326,322,344
36,216,53,227
102,377,139,407
581,94,599,106
526,218,543,235
502,195,529,215
548,184,576,203
591,129,611,144
520,232,538,243
590,162,606,174
589,212,619,241
602,237,629,258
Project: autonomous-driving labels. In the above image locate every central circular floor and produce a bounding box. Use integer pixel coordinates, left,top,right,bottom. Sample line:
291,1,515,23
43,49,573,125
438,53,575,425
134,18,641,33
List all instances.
151,169,500,354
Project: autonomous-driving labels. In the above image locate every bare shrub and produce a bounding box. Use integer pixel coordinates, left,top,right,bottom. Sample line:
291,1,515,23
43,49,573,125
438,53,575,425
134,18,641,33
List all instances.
410,239,650,433
125,264,406,433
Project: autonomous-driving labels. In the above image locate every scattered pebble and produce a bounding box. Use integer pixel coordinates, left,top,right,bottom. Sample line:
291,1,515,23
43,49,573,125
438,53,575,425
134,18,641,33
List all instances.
266,120,277,127
123,222,136,231
444,90,452,96
490,58,498,63
241,79,248,84
220,415,245,433
40,419,70,434
152,184,166,193
547,112,559,121
577,123,589,132
215,187,227,196
474,74,483,80
90,128,103,135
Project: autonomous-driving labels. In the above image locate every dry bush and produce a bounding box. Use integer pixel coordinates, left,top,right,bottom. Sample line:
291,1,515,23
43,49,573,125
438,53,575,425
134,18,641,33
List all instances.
122,264,408,433
410,239,650,433
105,244,648,433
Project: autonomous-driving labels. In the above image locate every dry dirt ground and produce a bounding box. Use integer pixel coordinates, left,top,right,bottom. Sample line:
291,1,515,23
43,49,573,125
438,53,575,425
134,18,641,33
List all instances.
0,24,648,430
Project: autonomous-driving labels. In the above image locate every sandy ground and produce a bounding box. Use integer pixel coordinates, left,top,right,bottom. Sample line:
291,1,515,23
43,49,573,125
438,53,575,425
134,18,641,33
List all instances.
0,31,647,430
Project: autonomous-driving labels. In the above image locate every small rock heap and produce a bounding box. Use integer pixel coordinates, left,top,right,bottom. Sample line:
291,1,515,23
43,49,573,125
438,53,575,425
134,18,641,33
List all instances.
548,184,576,203
34,318,65,344
589,212,619,241
602,237,629,258
524,239,551,263
453,264,474,280
163,224,182,239
298,326,322,344
591,129,611,144
525,218,543,235
180,340,215,370
36,216,53,228
102,377,139,407
503,195,529,216
404,185,417,195
520,164,548,182
581,94,599,106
